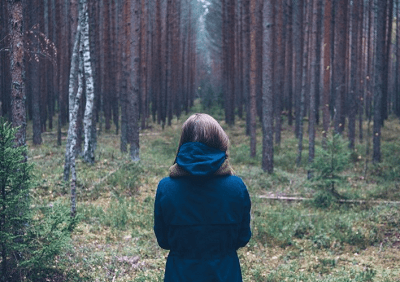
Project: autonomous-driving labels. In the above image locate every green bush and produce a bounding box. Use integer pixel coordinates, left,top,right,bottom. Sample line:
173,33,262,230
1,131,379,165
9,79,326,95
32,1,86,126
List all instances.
0,120,33,280
0,120,77,281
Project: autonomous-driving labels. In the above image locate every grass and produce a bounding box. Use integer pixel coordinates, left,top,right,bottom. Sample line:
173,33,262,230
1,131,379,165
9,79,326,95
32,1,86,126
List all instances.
26,105,400,281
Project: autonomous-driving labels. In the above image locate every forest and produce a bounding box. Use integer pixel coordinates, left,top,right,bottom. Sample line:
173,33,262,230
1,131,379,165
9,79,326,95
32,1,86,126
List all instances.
1,0,400,281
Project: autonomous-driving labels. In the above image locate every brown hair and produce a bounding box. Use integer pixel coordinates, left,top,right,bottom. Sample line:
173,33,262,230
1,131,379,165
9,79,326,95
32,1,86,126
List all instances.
174,113,229,162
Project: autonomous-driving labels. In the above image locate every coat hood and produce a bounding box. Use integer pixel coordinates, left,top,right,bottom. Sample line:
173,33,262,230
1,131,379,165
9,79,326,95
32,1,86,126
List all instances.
175,142,227,176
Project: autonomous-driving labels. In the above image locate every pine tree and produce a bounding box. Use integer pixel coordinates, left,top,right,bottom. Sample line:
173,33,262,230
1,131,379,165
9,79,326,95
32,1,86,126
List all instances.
0,119,32,280
308,133,351,202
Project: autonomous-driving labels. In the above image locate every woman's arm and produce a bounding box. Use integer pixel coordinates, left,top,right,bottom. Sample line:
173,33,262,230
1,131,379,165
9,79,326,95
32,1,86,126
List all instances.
154,186,171,250
236,187,252,249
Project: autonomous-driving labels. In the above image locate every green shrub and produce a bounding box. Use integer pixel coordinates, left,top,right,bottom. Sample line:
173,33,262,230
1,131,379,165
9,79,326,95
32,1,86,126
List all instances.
0,120,77,281
313,190,335,208
0,120,33,280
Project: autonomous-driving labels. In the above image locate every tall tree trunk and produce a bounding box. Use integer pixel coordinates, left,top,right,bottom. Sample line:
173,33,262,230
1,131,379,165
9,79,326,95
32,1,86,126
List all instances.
56,0,63,146
294,0,303,138
262,0,274,173
129,0,140,161
348,0,360,149
285,0,293,126
242,0,250,134
249,0,257,157
120,0,130,152
308,0,317,167
396,0,400,117
274,0,284,145
358,0,365,143
322,0,332,146
81,0,95,163
140,0,148,129
70,41,84,218
297,0,309,166
63,21,81,182
366,0,375,122
8,0,26,148
333,0,348,134
373,0,386,163
381,0,393,124
227,0,235,126
29,0,42,145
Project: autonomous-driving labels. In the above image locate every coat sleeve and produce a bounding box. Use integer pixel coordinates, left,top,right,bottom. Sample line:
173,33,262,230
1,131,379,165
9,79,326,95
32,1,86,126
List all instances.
236,185,252,249
154,184,170,250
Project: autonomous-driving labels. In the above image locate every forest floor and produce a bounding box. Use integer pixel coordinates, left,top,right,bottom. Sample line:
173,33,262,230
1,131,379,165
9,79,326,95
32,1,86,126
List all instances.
28,103,400,281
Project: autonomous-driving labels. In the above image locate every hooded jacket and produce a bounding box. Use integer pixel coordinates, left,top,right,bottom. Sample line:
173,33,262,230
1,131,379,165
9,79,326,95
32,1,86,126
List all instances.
154,142,252,282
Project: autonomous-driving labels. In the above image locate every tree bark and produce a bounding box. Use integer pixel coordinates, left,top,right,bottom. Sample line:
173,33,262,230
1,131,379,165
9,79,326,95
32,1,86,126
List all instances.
308,0,318,165
322,0,332,146
120,0,130,152
249,0,257,157
129,0,140,161
297,0,309,166
262,0,274,173
396,0,400,117
8,0,26,148
140,0,148,129
373,0,386,163
285,0,293,127
63,19,81,182
274,0,284,145
348,0,360,149
333,0,348,134
294,0,303,138
70,42,84,217
81,0,95,164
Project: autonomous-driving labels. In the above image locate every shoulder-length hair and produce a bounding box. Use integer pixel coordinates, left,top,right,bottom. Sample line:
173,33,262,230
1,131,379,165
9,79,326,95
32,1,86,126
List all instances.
174,113,230,162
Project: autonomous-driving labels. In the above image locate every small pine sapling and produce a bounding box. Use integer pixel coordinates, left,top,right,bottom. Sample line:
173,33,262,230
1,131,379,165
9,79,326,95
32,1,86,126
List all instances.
308,133,351,205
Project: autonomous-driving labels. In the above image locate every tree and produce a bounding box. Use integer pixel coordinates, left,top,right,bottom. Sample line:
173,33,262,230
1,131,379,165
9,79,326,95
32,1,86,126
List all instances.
249,0,257,157
28,0,42,145
0,120,32,280
120,0,131,153
129,0,140,161
63,17,81,182
308,0,318,166
373,0,386,163
294,0,304,138
8,0,26,148
333,0,348,134
297,0,310,166
82,0,95,164
262,0,274,173
348,0,360,150
322,0,332,145
396,0,400,117
274,0,284,145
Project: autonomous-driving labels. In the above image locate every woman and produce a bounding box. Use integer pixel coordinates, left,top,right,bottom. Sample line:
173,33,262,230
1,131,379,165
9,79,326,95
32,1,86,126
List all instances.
154,113,251,282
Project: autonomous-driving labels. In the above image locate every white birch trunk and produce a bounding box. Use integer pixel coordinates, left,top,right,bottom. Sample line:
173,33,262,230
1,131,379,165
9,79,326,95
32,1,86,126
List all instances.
81,0,95,163
70,45,84,217
63,22,81,181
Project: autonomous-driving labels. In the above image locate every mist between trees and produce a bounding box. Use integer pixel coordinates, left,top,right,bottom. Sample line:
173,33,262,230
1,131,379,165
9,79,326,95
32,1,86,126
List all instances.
1,0,400,205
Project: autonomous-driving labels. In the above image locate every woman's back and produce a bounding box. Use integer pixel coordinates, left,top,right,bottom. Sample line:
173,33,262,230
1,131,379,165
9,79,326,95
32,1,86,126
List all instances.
154,141,251,282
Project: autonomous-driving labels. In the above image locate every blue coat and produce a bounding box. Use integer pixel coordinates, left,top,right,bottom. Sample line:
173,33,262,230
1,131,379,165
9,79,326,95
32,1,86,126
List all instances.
154,142,252,282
